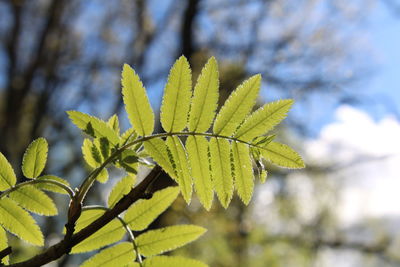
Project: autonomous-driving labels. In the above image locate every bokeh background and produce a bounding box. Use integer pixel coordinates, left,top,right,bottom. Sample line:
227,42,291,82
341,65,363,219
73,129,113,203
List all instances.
0,0,400,266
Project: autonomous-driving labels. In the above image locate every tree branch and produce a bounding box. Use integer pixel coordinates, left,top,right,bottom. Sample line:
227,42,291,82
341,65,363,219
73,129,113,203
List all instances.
9,165,162,267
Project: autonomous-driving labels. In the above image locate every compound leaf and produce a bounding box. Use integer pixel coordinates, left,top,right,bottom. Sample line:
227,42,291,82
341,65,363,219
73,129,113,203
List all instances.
143,138,176,179
232,142,254,205
0,198,43,246
67,111,120,146
80,242,136,267
186,136,213,210
160,56,192,132
213,74,261,136
35,175,70,195
136,225,206,257
71,209,125,253
108,175,136,208
261,141,305,169
9,185,57,216
166,137,192,203
209,138,233,208
235,99,293,141
143,256,208,267
188,57,219,132
122,64,154,136
0,152,16,191
124,186,179,231
22,137,48,179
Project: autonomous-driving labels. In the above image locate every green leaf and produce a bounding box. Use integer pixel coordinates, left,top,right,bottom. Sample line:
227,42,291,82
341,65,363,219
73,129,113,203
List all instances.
0,198,43,246
213,75,261,136
160,56,192,132
260,169,268,183
122,64,154,136
165,137,192,203
186,136,213,210
136,225,206,257
71,210,125,253
96,168,109,184
232,142,254,205
107,114,120,135
143,256,208,267
35,175,71,195
9,185,57,216
67,111,120,146
80,242,136,267
0,152,16,191
124,187,179,231
143,138,176,179
82,139,99,168
119,150,139,174
188,57,219,132
120,128,137,146
209,138,233,208
0,226,9,265
235,99,293,141
108,175,136,208
261,141,305,169
21,137,48,179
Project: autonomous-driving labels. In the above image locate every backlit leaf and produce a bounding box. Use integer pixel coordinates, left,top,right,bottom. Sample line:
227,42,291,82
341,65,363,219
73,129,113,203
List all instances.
9,185,57,216
232,142,254,205
96,168,109,184
122,64,154,136
80,242,136,267
0,152,16,191
0,226,9,265
209,138,233,208
136,225,206,257
35,175,70,195
124,187,179,231
261,141,305,169
0,198,43,246
143,138,176,179
82,139,99,168
108,175,136,208
188,57,219,132
235,99,293,141
166,137,192,203
22,137,48,179
107,114,120,135
186,136,213,210
160,56,192,132
213,75,261,136
143,256,208,267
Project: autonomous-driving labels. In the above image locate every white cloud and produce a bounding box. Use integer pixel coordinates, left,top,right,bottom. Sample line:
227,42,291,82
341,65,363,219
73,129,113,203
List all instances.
305,105,400,225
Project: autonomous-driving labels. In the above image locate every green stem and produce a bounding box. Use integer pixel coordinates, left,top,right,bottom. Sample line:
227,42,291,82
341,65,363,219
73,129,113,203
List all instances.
0,179,74,199
82,205,143,266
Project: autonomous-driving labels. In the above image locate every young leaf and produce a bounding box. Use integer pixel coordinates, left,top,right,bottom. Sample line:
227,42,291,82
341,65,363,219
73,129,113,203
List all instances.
21,137,48,179
160,56,192,132
124,186,179,231
136,225,206,257
0,152,16,191
35,175,71,195
232,142,254,205
9,185,57,216
107,114,120,135
82,139,99,168
186,136,213,210
143,138,176,179
213,74,261,136
209,138,233,208
235,99,294,141
188,57,219,132
80,242,136,267
166,136,192,203
0,226,9,265
143,256,208,267
261,141,305,169
120,128,137,146
67,111,120,146
260,169,268,183
96,168,109,184
108,175,136,208
122,64,154,136
71,210,125,253
0,198,44,246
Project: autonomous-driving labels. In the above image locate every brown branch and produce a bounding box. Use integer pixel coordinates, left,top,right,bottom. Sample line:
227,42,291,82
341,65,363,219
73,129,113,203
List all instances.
9,165,162,267
0,246,12,262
